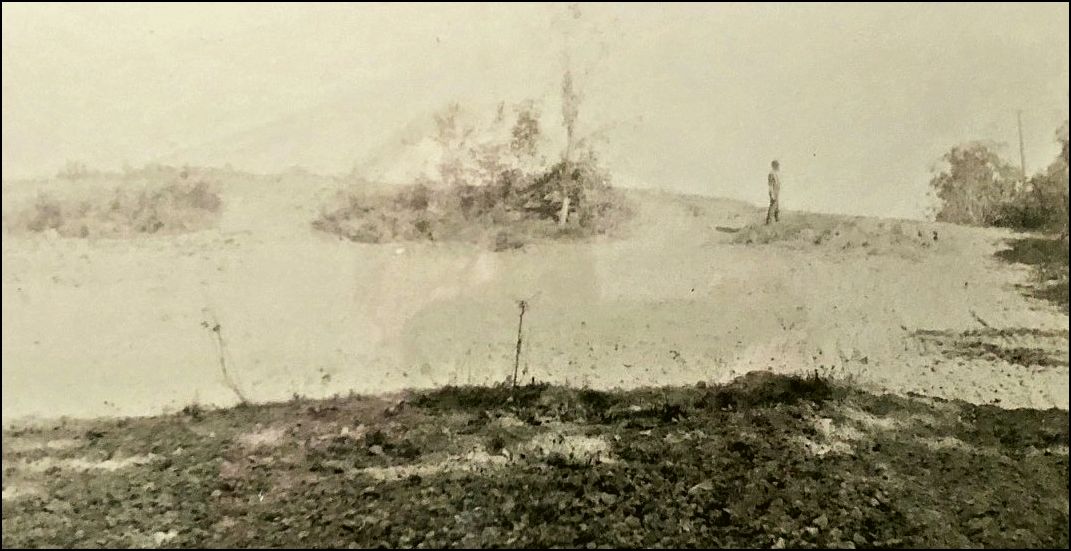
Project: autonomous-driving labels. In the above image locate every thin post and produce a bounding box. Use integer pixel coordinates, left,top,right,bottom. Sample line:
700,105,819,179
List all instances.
1018,110,1028,188
512,300,528,387
560,67,578,227
202,311,247,404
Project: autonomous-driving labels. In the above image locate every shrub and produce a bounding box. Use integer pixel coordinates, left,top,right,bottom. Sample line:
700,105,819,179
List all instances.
993,190,1067,232
313,156,630,249
7,176,222,238
318,68,630,249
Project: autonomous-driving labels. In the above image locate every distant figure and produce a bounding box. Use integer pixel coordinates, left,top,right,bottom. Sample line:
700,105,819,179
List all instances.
766,160,781,224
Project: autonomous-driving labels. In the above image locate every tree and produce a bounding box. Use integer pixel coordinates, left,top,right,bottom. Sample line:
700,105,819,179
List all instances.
558,68,580,226
510,101,541,158
1033,120,1070,235
929,141,1019,226
931,122,1070,232
433,102,475,188
1057,120,1069,165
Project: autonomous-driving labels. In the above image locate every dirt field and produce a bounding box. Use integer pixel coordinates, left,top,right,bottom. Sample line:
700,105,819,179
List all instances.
2,172,1068,547
2,173,1068,424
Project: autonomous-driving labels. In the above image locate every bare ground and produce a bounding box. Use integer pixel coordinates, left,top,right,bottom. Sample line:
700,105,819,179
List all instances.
2,175,1068,423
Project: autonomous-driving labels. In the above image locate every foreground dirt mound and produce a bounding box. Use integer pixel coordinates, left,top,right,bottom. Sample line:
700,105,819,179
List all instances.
2,374,1066,548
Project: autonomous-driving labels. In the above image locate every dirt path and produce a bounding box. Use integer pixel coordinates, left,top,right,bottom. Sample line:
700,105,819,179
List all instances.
2,181,1067,424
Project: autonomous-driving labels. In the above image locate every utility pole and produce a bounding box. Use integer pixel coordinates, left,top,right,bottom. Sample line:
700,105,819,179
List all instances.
1017,110,1028,190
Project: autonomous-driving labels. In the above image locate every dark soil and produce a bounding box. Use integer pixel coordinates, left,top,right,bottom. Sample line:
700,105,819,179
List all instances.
995,236,1070,313
913,327,1070,369
2,373,1067,548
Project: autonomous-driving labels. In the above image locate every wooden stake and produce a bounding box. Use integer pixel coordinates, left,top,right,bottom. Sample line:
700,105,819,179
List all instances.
513,300,528,387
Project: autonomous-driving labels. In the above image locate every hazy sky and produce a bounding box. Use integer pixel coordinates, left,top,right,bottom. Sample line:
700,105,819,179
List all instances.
3,2,1068,219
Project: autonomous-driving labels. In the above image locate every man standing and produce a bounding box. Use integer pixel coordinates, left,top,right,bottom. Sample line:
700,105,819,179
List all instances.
766,159,781,224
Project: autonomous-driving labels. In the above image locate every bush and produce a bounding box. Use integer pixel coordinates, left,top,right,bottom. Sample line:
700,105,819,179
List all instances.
993,192,1068,232
318,79,630,249
993,136,1069,233
7,177,222,238
312,157,631,249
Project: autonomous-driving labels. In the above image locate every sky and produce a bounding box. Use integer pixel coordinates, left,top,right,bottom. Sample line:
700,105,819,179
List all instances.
3,2,1068,219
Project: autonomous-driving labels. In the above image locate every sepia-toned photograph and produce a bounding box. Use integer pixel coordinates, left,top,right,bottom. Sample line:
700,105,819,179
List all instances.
2,2,1068,548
